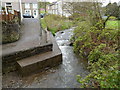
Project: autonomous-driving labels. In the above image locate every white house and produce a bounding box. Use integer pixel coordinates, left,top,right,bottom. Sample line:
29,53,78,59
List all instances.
2,0,22,14
21,0,39,18
47,0,71,17
2,0,39,19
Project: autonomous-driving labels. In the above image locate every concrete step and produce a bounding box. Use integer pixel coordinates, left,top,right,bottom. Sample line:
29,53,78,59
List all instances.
17,32,62,76
40,28,52,44
40,29,47,44
2,30,53,73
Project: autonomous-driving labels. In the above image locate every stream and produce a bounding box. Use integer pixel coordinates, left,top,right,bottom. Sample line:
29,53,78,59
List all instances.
3,27,89,88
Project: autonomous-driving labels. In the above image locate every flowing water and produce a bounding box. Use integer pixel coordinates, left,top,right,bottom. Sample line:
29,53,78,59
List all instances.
3,27,89,88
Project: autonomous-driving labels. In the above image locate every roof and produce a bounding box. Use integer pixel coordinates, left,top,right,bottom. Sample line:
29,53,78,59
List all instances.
48,2,58,6
21,0,38,3
2,0,19,3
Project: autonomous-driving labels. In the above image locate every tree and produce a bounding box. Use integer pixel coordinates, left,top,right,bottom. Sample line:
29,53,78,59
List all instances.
62,1,103,29
62,1,119,29
102,2,120,28
38,2,50,13
105,2,119,19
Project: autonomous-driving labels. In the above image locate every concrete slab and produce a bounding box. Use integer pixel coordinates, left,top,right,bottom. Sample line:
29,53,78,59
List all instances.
17,32,62,76
2,18,53,73
2,18,42,56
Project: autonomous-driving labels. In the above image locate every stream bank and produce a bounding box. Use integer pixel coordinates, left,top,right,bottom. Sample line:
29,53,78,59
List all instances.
3,27,89,88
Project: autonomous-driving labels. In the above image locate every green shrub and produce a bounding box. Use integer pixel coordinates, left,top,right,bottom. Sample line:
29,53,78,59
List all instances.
41,14,73,34
77,44,119,88
109,16,117,20
72,21,119,88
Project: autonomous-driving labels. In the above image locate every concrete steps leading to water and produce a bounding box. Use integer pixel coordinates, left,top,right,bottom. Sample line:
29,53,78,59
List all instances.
2,19,62,75
2,30,53,73
2,31,62,75
17,33,62,76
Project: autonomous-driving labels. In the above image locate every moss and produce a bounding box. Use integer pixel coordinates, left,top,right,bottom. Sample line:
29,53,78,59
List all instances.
2,22,20,44
2,32,20,44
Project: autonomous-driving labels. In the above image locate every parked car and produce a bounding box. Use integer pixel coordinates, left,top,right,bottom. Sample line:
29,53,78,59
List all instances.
40,13,46,18
23,14,34,18
102,16,108,20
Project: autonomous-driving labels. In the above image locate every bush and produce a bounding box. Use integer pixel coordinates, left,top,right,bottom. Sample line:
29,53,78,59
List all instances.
68,13,86,26
77,44,119,88
41,14,73,34
72,21,119,88
109,16,117,20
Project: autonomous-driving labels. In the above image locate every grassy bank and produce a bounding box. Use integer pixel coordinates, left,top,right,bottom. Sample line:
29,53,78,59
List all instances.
106,20,119,29
72,20,119,88
41,14,74,35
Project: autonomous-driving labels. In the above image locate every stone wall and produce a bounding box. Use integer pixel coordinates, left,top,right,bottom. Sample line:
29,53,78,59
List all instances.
1,21,20,44
2,43,53,74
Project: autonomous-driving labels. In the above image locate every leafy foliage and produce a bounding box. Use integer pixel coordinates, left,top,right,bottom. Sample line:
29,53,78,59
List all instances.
41,14,73,35
105,2,120,19
39,2,50,9
72,20,119,88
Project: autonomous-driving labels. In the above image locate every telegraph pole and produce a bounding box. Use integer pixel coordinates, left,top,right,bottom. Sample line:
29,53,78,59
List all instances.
109,0,111,3
39,0,42,36
62,0,63,16
45,0,47,13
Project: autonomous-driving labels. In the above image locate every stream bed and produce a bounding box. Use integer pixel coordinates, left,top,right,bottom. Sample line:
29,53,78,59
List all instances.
3,27,89,88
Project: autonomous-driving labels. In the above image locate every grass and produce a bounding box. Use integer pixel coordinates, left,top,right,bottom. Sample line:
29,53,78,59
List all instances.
41,14,119,35
41,14,74,35
41,18,47,29
106,20,119,29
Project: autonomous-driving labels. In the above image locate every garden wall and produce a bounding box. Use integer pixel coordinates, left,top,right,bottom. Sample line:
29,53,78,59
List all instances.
1,22,20,44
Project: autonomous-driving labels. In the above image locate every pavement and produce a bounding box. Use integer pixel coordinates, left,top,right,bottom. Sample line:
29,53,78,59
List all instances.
1,18,42,56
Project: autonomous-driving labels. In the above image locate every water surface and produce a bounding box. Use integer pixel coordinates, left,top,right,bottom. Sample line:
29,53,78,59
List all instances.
3,27,89,88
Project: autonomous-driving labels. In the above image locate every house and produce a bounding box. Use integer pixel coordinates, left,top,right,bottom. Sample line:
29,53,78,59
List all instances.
2,0,22,14
2,0,39,19
21,0,39,18
47,0,71,17
1,0,23,21
47,1,62,16
47,2,59,15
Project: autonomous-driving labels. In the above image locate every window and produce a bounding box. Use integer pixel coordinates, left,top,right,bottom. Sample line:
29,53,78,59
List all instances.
33,4,37,8
33,10,36,15
6,3,11,6
25,3,30,8
33,10,38,18
6,3,13,14
25,10,31,15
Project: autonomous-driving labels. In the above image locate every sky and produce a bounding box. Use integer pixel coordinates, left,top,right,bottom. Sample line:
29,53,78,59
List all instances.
41,0,120,6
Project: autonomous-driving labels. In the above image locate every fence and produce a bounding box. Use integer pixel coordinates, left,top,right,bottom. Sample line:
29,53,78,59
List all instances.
0,10,21,24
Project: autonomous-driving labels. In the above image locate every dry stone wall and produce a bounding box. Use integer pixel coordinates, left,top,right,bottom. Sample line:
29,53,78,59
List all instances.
1,21,20,44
